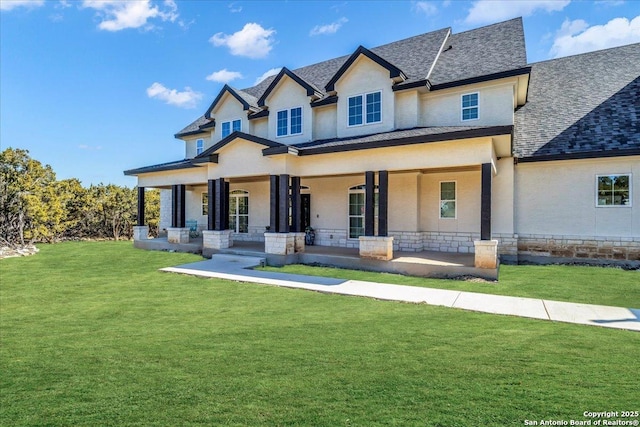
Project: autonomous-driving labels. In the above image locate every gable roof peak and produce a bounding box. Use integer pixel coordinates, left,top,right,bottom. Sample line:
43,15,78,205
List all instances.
204,84,259,119
257,67,322,107
325,44,407,92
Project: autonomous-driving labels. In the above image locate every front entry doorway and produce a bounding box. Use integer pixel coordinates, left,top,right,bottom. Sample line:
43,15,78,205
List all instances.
301,194,311,230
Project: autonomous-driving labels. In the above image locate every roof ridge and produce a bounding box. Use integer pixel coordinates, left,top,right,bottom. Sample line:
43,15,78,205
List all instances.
451,17,522,36
528,41,640,66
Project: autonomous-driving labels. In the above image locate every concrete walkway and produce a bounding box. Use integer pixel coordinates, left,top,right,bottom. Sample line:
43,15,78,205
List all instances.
161,254,640,332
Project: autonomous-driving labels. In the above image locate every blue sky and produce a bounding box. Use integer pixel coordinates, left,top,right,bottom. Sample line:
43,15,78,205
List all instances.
1,0,638,187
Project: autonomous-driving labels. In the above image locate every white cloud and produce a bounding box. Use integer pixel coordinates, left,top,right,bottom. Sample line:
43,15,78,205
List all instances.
254,67,281,85
0,0,44,11
550,16,640,58
81,0,178,31
413,1,438,16
465,0,570,25
206,69,243,83
309,17,348,36
146,82,202,108
228,2,242,13
210,23,276,59
78,144,103,150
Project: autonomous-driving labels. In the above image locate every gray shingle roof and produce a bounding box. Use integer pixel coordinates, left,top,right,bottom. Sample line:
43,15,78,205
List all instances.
178,19,524,137
428,18,526,86
514,43,640,159
124,159,198,176
175,115,212,138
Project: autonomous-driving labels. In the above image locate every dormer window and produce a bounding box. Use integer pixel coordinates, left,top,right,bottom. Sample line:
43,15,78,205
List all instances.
461,93,479,121
196,139,204,155
348,91,381,126
221,119,242,138
276,107,303,137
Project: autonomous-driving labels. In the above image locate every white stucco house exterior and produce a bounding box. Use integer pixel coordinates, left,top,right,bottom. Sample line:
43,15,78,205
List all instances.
125,18,640,269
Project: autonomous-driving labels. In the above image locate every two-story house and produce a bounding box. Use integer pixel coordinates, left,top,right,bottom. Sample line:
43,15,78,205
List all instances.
125,17,640,270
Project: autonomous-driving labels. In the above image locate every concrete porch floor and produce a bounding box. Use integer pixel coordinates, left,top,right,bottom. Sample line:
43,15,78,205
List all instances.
135,237,496,280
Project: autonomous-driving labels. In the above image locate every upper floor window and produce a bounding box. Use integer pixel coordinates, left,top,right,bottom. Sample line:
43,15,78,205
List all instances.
276,107,303,137
196,139,204,155
348,91,381,127
597,174,631,207
221,119,242,138
461,93,479,121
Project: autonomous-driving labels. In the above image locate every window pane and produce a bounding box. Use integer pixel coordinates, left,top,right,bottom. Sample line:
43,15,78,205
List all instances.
229,216,237,232
290,107,302,134
366,92,381,123
440,182,456,200
277,110,288,136
221,122,231,138
238,196,248,214
462,93,478,108
348,96,363,126
202,193,208,216
598,176,612,191
597,194,612,206
238,215,248,233
440,201,456,218
232,119,241,132
349,193,364,215
462,107,478,120
614,175,629,190
349,217,364,239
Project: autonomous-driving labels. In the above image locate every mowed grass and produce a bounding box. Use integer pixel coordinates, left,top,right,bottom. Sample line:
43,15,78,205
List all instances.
260,263,640,308
1,241,638,426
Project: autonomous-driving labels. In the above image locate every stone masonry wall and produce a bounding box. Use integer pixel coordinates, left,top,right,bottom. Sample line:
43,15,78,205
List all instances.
517,234,640,262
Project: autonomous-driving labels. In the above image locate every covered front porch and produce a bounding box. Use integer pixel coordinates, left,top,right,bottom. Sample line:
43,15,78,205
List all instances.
134,239,497,280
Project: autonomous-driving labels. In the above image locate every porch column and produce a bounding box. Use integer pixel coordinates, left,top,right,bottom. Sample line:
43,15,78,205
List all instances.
290,176,301,232
269,175,280,232
202,178,232,250
378,171,388,237
207,179,215,230
133,186,149,241
214,178,227,231
480,163,492,240
137,187,145,226
290,176,305,252
171,184,186,228
279,174,290,233
474,163,498,269
364,171,375,236
168,184,188,243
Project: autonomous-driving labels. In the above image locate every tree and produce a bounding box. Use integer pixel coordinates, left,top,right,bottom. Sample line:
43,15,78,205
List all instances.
0,148,59,245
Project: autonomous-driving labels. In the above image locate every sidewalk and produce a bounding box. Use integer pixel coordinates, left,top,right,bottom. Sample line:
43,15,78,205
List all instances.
161,254,640,332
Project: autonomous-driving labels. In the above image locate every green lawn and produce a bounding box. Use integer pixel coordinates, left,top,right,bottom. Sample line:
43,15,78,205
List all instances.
260,263,640,308
1,242,638,426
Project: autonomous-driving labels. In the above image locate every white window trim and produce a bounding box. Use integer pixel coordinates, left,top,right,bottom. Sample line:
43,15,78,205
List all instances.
196,139,204,155
275,107,304,138
439,180,457,220
595,173,632,208
461,92,479,122
221,118,242,138
347,91,382,128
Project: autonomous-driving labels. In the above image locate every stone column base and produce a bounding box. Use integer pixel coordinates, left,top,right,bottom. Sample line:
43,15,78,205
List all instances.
293,232,306,253
264,233,296,255
474,240,498,269
133,225,149,241
167,227,190,244
359,236,394,261
202,230,232,250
